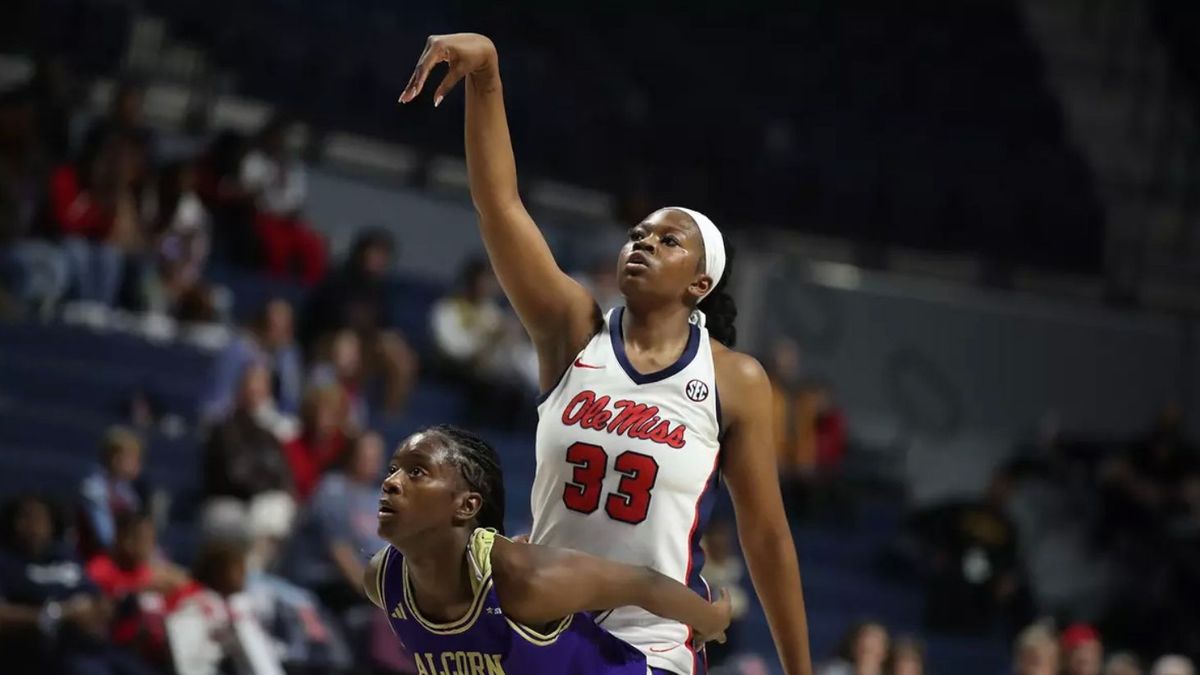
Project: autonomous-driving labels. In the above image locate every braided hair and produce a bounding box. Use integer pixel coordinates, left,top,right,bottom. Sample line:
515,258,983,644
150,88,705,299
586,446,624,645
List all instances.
697,241,737,348
424,425,507,535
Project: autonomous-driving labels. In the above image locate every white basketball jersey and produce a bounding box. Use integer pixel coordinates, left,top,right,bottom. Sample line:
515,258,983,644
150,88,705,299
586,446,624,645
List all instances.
532,307,722,675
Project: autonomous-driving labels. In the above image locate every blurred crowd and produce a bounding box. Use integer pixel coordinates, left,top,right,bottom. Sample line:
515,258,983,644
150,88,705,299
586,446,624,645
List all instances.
0,54,566,414
877,404,1200,671
0,58,567,675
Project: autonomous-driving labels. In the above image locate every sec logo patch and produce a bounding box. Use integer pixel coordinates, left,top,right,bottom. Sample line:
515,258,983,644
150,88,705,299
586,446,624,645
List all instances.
685,379,709,402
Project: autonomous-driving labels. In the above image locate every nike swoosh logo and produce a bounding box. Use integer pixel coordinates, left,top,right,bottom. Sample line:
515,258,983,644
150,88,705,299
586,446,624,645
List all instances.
574,357,604,369
648,644,683,653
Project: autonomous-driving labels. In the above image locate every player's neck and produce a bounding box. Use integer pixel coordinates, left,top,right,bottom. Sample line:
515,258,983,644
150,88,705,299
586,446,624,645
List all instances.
621,303,692,357
399,528,476,617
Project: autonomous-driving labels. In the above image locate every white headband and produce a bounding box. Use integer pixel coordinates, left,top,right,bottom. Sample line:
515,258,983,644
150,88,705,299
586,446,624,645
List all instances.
666,206,725,327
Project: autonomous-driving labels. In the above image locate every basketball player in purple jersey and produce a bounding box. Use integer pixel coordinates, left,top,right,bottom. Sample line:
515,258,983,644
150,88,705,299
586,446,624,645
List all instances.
398,33,811,675
364,425,730,675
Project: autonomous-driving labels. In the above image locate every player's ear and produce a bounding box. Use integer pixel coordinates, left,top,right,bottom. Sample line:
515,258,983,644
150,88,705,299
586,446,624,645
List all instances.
687,274,713,303
455,491,483,525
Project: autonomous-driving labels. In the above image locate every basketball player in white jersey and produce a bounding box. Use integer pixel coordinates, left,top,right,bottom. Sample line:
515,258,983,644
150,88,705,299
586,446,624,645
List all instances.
399,33,812,675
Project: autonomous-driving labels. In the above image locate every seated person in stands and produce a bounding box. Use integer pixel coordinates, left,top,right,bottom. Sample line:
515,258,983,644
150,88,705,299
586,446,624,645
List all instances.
429,258,534,429
817,621,890,675
203,298,304,423
0,495,152,675
86,511,189,667
0,85,68,317
82,79,156,166
239,114,326,285
144,159,214,318
1100,404,1200,544
49,130,149,307
283,384,352,502
308,329,368,431
300,228,417,413
1013,623,1060,675
195,130,259,266
909,468,1027,635
203,363,296,552
283,432,385,612
168,538,288,675
78,426,153,559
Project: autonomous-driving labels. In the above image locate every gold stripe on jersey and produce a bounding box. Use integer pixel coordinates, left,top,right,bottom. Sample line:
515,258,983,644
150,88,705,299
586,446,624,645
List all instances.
376,547,392,609
403,560,493,635
505,614,574,647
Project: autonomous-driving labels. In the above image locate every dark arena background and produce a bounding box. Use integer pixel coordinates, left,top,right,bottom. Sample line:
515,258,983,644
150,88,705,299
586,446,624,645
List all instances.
2,0,1199,673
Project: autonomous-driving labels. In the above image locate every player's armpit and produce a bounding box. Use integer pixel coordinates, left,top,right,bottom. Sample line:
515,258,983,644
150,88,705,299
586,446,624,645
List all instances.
362,547,389,610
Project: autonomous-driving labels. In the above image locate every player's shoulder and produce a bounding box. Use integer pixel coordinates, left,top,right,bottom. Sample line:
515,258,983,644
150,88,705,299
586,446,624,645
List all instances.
710,340,770,391
487,533,531,586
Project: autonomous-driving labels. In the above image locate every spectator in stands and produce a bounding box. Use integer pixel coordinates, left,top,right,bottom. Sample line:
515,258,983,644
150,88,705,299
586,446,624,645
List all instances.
700,520,749,668
0,84,67,317
1151,656,1195,675
203,298,304,423
282,431,384,612
83,78,155,166
1105,653,1143,675
85,511,188,666
78,427,153,559
144,159,211,318
50,131,148,306
886,636,925,675
168,537,287,675
308,329,368,431
913,466,1026,635
768,337,849,518
819,621,890,675
239,114,326,284
0,495,152,675
430,257,506,375
1013,623,1060,675
301,228,417,413
769,337,807,475
202,363,296,548
1061,624,1103,675
196,130,259,266
283,384,352,501
430,257,533,428
1101,404,1200,542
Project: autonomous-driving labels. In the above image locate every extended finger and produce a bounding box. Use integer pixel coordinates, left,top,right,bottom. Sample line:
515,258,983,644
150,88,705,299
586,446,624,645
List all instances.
400,38,443,103
433,65,467,107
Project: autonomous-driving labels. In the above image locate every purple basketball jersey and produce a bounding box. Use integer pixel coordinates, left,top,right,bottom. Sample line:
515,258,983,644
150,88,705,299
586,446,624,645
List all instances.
375,529,651,675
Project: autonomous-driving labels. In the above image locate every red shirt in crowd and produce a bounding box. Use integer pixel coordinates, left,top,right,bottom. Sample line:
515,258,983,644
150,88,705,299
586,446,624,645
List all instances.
284,431,348,501
49,164,113,238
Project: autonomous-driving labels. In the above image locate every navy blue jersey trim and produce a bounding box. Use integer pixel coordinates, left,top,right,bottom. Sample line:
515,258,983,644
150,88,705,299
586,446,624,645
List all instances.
609,307,701,385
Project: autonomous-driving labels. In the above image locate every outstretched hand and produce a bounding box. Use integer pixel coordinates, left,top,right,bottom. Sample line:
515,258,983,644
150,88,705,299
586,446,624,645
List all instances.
399,33,498,107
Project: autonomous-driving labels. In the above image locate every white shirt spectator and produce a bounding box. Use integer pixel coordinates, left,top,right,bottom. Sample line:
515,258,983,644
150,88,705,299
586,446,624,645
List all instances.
430,296,505,368
240,151,307,215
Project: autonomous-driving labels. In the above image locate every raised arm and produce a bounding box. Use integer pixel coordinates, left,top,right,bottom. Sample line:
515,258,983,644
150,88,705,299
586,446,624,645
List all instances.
489,536,730,645
716,349,813,675
399,34,599,386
